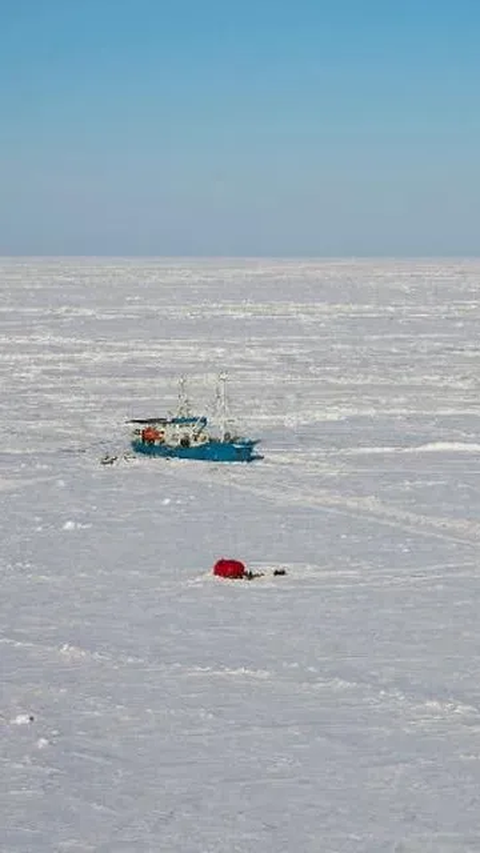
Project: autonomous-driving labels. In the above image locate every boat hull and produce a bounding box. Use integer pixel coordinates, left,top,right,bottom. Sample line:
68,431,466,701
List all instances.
131,439,262,463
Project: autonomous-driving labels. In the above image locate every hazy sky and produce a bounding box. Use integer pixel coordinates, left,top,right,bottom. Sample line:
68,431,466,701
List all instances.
1,0,479,255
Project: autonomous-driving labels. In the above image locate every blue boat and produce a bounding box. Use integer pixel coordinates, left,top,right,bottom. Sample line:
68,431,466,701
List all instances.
129,376,263,463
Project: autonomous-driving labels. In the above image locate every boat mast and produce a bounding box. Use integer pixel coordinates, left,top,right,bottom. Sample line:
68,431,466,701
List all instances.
218,372,228,441
177,376,191,417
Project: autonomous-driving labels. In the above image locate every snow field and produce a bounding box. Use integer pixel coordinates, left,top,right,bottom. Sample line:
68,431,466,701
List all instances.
1,258,480,852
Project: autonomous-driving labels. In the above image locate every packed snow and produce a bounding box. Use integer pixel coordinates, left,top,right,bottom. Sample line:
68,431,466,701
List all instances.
1,257,480,852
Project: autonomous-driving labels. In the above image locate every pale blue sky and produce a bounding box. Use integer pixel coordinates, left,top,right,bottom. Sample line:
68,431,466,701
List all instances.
1,0,479,255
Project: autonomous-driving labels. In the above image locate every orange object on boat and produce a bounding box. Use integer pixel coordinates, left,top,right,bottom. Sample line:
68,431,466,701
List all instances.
141,426,160,443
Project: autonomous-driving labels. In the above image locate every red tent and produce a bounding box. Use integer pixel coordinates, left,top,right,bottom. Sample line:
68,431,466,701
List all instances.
213,558,246,579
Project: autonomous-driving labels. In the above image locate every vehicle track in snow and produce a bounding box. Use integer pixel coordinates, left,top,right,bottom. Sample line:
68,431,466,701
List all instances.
168,460,480,547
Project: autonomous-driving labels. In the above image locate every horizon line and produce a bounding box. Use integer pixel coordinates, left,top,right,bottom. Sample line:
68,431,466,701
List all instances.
1,254,480,261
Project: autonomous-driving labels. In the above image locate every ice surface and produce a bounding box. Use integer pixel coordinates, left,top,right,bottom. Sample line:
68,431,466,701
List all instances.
1,258,480,852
